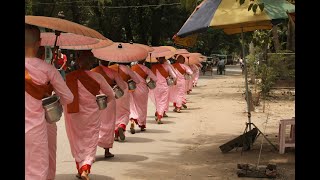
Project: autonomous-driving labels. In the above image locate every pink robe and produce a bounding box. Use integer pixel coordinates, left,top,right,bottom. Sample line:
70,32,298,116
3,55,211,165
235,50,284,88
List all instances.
25,57,73,180
193,64,201,86
172,64,193,108
165,61,177,112
190,64,199,87
129,64,157,127
47,122,57,180
152,63,177,116
64,71,115,170
115,65,141,131
98,66,126,149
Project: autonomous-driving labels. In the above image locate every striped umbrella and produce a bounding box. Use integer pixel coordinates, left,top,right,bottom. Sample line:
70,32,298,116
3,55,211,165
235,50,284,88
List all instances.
174,0,294,133
175,0,295,36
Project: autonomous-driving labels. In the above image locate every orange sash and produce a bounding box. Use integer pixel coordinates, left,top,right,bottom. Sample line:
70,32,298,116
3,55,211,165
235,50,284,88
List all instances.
25,69,53,100
66,69,100,113
172,63,186,75
151,64,169,78
108,64,131,82
91,66,116,87
131,64,147,80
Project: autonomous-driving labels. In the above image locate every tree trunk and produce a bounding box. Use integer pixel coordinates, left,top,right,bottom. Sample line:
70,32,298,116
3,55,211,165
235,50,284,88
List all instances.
26,0,33,15
137,0,148,44
122,0,133,42
151,0,162,46
70,2,80,24
272,26,281,52
286,17,295,52
110,1,123,42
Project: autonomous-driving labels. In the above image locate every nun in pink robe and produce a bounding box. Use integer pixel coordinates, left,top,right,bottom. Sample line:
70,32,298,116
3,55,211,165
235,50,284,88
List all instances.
129,61,157,132
171,55,193,112
64,53,115,179
25,57,73,180
190,64,199,88
193,63,202,86
164,60,177,115
109,63,141,141
93,61,127,157
151,57,177,123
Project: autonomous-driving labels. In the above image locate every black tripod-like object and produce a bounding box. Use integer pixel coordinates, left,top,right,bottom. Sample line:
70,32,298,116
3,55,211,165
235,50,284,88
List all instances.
220,30,277,153
239,29,277,152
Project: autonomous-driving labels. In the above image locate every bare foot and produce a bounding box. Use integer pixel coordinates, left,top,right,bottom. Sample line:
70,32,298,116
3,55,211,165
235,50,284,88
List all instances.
81,170,89,180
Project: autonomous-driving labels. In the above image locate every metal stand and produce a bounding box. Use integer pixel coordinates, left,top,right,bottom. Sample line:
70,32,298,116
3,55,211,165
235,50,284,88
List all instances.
240,28,277,152
242,121,278,152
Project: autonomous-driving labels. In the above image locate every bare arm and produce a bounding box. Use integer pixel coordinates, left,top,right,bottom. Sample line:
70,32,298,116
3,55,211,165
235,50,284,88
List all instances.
140,64,158,82
121,65,141,84
95,73,115,103
48,67,73,105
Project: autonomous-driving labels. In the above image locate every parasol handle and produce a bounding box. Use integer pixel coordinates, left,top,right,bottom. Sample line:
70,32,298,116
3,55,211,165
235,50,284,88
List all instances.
50,30,61,65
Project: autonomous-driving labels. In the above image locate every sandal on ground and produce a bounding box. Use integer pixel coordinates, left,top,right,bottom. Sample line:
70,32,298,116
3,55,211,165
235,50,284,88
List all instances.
130,122,135,134
118,128,125,141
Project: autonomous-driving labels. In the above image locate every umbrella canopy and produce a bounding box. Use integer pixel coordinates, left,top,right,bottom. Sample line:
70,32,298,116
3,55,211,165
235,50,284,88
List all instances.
174,0,294,132
175,49,190,55
59,39,113,50
146,47,175,63
184,55,201,65
40,32,100,47
161,46,177,52
92,43,148,63
130,43,154,52
176,0,295,36
25,15,107,40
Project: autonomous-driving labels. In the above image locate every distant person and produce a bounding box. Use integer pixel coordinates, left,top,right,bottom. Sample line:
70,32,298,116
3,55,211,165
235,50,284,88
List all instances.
53,49,68,80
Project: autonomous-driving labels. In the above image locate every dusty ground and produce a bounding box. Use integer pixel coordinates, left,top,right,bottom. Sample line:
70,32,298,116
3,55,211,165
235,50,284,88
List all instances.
55,65,295,180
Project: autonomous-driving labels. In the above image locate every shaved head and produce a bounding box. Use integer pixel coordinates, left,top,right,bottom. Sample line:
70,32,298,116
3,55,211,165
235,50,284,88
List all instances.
176,55,185,63
25,24,40,45
25,24,41,57
157,57,166,64
77,51,95,70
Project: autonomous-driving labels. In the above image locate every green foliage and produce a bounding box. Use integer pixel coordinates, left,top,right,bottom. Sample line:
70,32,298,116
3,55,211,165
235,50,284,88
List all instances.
252,4,258,13
257,64,277,96
248,3,253,11
267,52,295,80
258,3,264,12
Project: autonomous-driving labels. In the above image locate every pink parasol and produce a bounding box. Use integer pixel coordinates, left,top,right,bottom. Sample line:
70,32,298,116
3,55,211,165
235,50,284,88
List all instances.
160,46,177,52
175,49,189,55
92,42,148,63
130,43,154,52
40,32,100,47
59,39,113,50
147,47,174,63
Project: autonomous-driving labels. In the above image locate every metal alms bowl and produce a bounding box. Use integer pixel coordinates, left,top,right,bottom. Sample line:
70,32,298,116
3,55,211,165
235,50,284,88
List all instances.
128,79,137,90
147,79,156,89
113,85,124,99
42,95,63,124
184,74,192,80
166,77,174,86
96,94,108,110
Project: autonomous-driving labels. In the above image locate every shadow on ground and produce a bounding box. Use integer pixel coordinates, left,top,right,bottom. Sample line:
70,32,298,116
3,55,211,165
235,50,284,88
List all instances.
55,174,114,180
124,133,295,180
119,136,154,143
95,154,148,163
135,129,171,134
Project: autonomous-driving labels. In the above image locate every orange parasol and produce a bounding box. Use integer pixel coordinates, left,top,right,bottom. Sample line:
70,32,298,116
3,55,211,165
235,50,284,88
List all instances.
25,16,107,40
147,47,175,63
128,42,154,52
59,39,113,50
92,43,148,63
40,32,99,47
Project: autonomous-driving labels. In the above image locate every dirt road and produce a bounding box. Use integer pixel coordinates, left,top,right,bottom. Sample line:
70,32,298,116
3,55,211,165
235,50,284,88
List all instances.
55,65,295,180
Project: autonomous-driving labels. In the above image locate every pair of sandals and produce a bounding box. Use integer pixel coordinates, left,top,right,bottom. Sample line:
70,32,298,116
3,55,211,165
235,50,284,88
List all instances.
76,170,89,180
114,128,125,141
